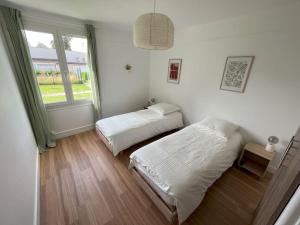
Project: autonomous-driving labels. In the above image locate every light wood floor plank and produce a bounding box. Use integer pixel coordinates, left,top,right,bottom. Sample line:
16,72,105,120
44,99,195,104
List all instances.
60,168,79,224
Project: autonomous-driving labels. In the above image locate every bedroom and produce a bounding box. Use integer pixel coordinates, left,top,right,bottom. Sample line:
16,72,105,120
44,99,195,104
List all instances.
0,0,299,225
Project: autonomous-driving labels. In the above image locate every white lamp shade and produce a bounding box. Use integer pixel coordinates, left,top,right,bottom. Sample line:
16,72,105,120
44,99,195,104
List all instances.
133,13,174,50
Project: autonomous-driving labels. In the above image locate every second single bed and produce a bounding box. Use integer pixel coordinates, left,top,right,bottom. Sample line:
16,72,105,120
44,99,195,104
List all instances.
96,103,183,156
129,117,242,224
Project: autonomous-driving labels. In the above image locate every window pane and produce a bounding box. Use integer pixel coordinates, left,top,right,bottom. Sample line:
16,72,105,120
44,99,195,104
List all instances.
62,35,92,101
25,30,67,104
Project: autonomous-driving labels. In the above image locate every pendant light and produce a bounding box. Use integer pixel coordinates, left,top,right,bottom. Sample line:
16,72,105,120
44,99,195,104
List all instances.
133,0,174,50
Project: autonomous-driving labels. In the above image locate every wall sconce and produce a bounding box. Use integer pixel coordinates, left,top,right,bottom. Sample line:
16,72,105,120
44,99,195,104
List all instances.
147,98,156,106
125,64,133,71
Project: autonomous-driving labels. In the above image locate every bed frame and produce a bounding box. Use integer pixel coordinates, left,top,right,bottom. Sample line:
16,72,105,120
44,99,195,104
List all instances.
96,127,181,155
96,128,113,152
131,168,178,224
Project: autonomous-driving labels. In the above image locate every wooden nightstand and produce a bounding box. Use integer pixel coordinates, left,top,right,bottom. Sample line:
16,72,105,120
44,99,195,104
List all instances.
238,143,274,178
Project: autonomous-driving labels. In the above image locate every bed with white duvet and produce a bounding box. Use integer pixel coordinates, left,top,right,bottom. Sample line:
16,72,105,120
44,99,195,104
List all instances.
96,103,183,156
129,117,242,224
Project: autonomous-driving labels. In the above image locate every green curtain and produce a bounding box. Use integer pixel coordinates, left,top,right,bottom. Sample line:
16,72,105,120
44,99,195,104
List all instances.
0,6,55,153
85,24,101,121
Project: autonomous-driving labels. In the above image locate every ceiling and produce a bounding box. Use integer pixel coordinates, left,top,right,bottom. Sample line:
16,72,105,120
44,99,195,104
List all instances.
6,0,298,28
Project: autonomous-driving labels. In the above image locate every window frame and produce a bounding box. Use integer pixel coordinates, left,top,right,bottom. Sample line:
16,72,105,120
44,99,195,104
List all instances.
24,25,92,109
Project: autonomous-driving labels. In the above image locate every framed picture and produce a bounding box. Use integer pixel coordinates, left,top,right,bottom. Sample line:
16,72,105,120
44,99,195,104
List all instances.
220,56,254,93
167,58,182,84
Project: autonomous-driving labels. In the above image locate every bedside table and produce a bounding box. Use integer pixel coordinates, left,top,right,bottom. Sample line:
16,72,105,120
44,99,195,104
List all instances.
238,143,274,178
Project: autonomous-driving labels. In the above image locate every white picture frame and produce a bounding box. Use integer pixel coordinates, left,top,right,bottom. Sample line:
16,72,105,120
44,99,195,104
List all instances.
167,58,182,84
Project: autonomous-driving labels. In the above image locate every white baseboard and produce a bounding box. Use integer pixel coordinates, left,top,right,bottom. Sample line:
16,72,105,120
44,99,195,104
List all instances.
52,124,95,139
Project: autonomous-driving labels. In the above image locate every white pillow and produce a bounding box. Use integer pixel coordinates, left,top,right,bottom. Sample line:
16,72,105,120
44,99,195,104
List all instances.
148,103,180,116
195,116,239,139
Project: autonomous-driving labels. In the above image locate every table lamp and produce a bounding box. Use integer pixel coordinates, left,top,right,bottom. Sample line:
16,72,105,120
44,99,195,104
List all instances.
265,136,279,152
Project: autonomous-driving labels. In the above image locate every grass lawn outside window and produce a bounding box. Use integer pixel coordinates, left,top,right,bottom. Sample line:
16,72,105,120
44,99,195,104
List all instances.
39,83,92,104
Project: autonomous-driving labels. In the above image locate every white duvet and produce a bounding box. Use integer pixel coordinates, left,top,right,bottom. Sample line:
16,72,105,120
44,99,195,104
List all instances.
129,124,242,224
96,109,183,156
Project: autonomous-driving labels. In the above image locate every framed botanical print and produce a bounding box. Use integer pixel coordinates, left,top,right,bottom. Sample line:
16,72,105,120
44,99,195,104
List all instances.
167,59,182,84
220,56,254,93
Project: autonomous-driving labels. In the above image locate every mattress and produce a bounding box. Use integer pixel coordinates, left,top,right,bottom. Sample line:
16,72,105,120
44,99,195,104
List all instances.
129,124,242,224
95,109,183,156
134,162,176,210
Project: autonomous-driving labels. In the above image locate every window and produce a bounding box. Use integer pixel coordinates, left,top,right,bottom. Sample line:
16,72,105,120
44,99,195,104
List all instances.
62,35,92,101
25,30,92,106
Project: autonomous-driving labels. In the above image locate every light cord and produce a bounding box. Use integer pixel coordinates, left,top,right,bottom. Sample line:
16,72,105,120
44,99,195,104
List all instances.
150,0,157,46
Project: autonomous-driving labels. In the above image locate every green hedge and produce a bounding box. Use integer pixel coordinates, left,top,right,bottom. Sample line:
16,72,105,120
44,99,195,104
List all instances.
35,70,89,85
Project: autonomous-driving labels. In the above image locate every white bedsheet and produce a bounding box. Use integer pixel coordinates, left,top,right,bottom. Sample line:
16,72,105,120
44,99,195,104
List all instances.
96,109,183,156
129,124,242,224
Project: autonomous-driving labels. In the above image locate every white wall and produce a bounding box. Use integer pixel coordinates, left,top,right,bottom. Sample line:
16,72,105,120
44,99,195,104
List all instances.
47,103,94,139
96,25,150,118
149,3,300,169
0,33,39,225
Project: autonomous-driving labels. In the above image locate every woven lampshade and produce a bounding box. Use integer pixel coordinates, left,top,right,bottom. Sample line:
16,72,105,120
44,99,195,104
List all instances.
133,13,174,50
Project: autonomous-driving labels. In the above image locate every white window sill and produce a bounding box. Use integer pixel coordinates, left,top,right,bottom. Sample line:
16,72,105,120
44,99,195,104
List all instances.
46,100,93,112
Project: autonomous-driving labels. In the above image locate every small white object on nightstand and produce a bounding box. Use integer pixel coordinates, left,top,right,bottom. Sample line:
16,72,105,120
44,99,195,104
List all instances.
265,136,279,152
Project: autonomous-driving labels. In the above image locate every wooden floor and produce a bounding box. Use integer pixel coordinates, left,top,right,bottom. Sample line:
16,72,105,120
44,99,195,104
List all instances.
40,130,271,225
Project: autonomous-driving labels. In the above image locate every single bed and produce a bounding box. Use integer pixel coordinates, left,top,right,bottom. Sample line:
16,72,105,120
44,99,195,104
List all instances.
96,103,184,156
129,117,242,224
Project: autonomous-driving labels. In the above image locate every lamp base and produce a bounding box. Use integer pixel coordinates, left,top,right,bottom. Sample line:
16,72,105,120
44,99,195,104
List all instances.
265,143,274,152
